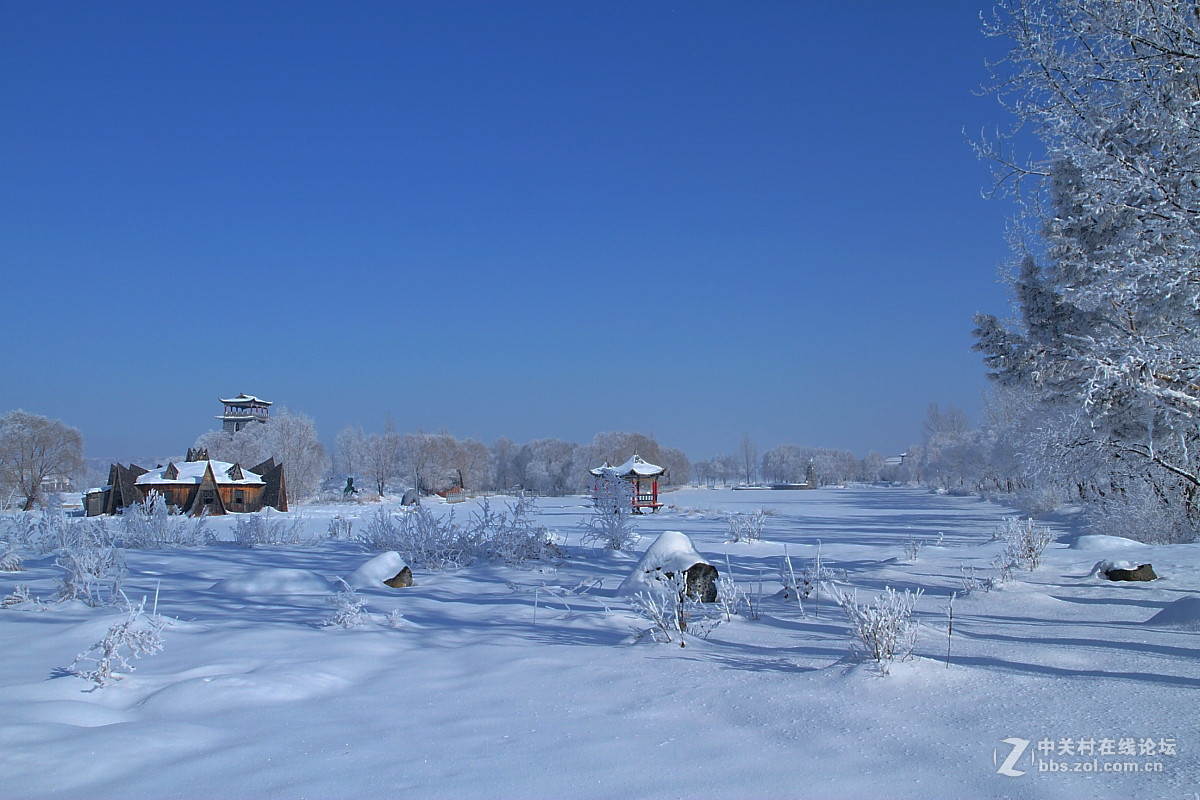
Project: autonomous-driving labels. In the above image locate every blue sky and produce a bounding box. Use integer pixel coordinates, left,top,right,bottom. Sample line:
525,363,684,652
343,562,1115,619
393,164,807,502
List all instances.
1,2,1017,461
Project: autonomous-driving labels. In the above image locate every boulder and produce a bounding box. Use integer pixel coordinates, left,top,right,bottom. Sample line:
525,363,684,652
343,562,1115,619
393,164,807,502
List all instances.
1105,563,1158,582
348,552,411,590
618,531,719,602
682,561,719,603
384,566,414,588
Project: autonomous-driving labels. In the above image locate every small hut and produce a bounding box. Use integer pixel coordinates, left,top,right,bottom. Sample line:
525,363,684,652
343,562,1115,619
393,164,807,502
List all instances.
590,454,667,513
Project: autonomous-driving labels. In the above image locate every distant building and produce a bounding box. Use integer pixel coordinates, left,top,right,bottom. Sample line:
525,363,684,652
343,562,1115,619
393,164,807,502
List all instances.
218,393,272,434
590,454,667,513
85,450,287,516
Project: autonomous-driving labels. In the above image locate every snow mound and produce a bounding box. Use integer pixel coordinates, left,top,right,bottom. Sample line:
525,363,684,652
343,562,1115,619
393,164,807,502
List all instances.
1090,559,1139,578
209,568,335,595
1070,534,1147,550
1145,597,1200,630
617,531,708,596
347,551,409,589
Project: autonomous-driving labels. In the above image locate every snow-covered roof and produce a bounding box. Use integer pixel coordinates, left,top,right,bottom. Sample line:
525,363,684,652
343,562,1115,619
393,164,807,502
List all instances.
590,454,666,478
219,393,272,406
136,460,264,486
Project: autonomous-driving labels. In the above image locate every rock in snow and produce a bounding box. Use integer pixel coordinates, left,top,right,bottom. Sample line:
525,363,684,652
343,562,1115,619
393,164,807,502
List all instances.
1092,560,1158,582
618,530,718,602
348,551,411,590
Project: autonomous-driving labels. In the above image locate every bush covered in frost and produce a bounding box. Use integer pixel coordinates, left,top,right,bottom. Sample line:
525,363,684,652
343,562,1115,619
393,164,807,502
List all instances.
726,509,766,543
580,472,639,551
55,522,126,607
116,492,211,548
232,510,312,547
996,516,1055,572
832,585,921,675
632,571,720,644
0,541,23,572
323,578,369,629
70,598,167,687
357,496,556,569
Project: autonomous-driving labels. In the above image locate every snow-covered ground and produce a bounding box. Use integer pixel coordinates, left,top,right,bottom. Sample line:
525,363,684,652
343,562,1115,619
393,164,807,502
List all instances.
1,487,1196,799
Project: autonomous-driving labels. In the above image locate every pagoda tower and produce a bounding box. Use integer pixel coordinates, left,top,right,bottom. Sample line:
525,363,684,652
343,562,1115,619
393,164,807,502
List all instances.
217,393,272,433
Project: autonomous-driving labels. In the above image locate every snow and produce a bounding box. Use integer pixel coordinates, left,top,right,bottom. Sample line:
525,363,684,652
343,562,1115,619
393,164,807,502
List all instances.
1,486,1196,798
135,460,264,486
616,530,706,595
346,551,408,589
1145,596,1200,630
590,454,665,477
1070,534,1147,550
209,568,335,595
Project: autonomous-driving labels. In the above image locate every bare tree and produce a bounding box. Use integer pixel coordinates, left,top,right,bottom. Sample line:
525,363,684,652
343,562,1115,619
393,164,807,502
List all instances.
0,410,84,510
739,433,758,486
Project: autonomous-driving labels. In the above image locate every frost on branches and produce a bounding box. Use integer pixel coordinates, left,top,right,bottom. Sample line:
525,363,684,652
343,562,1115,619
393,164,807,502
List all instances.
70,598,168,687
973,0,1200,542
581,470,639,551
832,585,922,675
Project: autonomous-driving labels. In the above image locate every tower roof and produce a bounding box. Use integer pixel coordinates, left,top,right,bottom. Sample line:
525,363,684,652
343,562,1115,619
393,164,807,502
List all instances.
218,393,272,406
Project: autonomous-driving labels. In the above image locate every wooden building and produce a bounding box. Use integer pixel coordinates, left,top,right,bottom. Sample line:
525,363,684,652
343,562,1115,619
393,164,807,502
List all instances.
86,453,287,516
590,454,667,513
218,393,272,434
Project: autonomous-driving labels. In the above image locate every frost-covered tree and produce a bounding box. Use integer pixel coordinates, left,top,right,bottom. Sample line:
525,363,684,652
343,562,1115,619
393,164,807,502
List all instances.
0,410,84,511
974,0,1200,539
581,469,638,550
738,433,758,485
195,407,328,501
525,438,578,495
361,423,404,496
334,425,367,478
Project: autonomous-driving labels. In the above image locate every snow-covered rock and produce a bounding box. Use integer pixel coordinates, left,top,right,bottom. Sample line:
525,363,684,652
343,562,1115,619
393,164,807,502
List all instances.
1090,560,1157,581
347,551,410,590
617,531,717,601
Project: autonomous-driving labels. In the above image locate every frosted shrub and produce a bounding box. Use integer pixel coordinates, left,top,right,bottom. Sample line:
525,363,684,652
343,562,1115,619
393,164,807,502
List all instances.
385,609,405,629
632,571,720,644
726,509,766,543
327,516,353,540
117,492,209,548
467,495,557,565
715,576,746,621
70,598,167,687
17,505,78,554
1085,483,1197,544
902,537,923,562
55,525,126,607
2,584,32,607
581,471,639,551
323,578,369,629
996,517,1054,571
958,563,993,595
233,511,310,547
357,506,466,569
833,585,922,675
0,541,23,572
0,514,37,552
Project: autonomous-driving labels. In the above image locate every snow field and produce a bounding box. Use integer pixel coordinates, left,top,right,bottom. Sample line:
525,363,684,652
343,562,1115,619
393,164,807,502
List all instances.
0,486,1196,799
